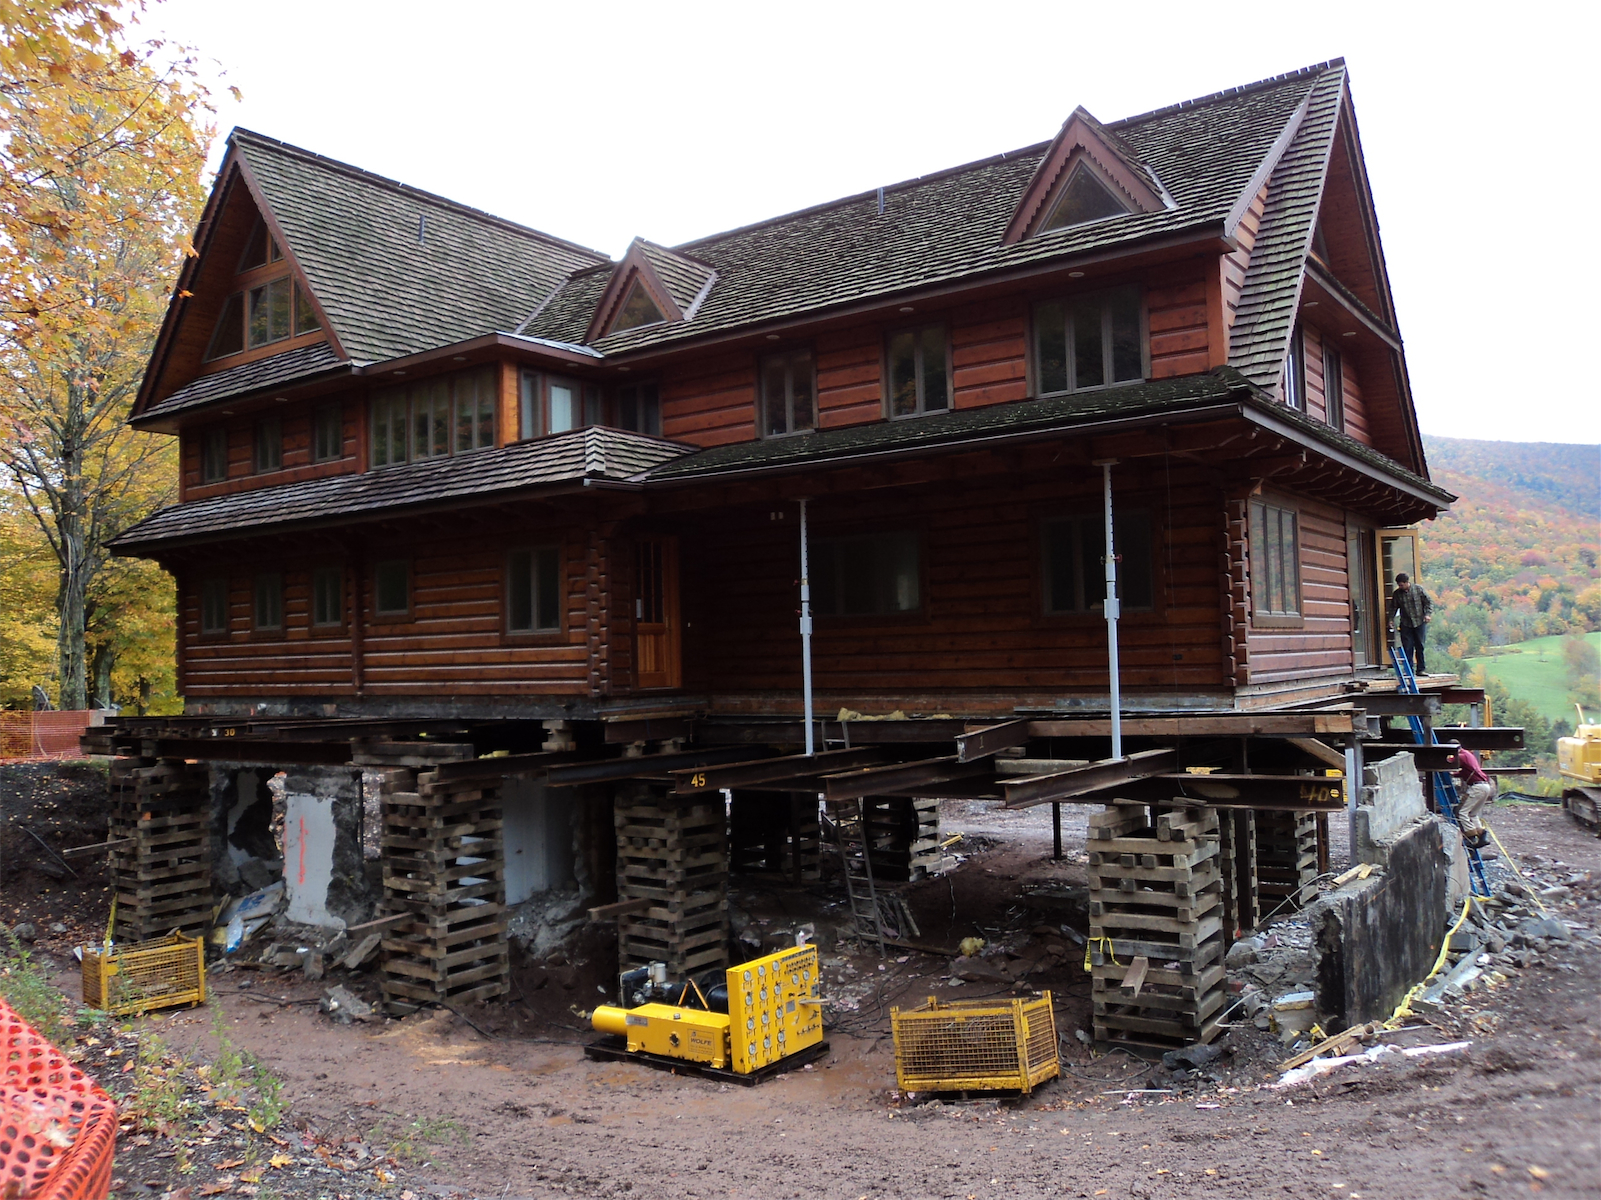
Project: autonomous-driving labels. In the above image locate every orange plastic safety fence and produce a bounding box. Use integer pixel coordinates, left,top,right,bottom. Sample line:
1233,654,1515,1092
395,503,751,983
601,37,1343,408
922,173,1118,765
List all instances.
0,1000,117,1199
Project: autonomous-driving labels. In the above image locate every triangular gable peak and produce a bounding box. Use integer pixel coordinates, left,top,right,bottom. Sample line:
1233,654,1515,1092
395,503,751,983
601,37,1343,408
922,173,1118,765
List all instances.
585,239,717,342
1002,107,1169,245
133,150,342,419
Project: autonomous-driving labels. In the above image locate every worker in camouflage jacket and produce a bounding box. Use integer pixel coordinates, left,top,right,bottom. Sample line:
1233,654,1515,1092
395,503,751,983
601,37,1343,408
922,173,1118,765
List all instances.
1388,572,1433,674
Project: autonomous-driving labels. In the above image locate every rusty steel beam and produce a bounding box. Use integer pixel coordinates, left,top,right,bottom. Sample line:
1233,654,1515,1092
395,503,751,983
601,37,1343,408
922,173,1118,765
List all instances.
1347,695,1440,717
1076,773,1347,810
1435,688,1486,706
1434,727,1524,751
131,737,356,765
956,719,1031,763
670,747,885,795
1003,748,1178,810
545,746,763,786
821,755,991,802
1364,743,1463,771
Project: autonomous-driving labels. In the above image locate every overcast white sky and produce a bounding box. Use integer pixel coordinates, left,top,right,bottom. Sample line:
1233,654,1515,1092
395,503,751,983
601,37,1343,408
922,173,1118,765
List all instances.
145,0,1598,446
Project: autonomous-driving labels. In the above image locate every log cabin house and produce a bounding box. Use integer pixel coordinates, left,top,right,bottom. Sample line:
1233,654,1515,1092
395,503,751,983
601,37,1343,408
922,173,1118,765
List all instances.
97,60,1516,1037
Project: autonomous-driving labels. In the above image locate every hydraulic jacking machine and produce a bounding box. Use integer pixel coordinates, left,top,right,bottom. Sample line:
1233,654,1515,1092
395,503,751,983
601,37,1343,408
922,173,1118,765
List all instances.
585,944,828,1084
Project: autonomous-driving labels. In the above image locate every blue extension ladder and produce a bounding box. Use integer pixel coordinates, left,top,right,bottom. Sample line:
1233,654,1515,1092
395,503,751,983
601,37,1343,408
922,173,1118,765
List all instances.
1390,638,1491,896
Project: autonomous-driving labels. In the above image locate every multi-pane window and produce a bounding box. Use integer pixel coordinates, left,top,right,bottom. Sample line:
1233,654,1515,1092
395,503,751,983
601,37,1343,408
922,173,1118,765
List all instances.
615,382,662,436
1043,511,1153,614
200,579,229,635
760,350,815,437
312,404,343,463
1034,288,1143,394
311,567,343,627
201,427,228,484
206,280,320,360
886,326,950,418
507,547,562,633
1323,344,1344,431
374,560,409,616
519,371,602,440
370,367,497,468
254,417,282,473
811,531,920,617
253,573,282,631
1250,500,1301,618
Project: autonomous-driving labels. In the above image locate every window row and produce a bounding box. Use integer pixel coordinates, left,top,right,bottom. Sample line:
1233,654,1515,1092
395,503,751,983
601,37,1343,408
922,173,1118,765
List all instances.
198,404,344,483
372,367,497,468
197,551,564,636
760,288,1147,437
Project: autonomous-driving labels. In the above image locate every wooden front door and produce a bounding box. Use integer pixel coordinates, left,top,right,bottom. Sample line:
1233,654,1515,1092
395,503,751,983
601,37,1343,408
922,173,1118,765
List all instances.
1347,521,1379,667
634,537,681,690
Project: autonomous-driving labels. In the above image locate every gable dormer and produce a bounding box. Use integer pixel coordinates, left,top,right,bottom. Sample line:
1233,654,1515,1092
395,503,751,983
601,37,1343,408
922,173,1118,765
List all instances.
585,238,716,342
1002,107,1169,245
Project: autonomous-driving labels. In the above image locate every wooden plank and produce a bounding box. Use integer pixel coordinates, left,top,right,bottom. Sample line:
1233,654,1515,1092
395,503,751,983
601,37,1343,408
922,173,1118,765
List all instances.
1119,956,1149,998
1286,737,1347,769
1004,749,1177,809
1027,714,1354,737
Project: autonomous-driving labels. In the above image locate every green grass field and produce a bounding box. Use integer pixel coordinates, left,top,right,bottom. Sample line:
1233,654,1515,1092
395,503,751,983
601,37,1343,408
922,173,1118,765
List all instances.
1465,631,1600,725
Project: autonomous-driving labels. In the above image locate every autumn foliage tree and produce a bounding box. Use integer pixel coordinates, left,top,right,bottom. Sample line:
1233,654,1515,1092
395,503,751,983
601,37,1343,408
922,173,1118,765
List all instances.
0,0,213,709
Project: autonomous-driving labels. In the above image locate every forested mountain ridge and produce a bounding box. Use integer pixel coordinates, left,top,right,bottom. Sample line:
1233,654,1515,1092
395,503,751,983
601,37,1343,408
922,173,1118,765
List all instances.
1420,435,1600,660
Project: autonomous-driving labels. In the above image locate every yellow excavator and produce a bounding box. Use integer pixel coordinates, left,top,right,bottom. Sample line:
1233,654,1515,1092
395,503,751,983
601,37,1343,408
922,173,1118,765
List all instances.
1558,705,1601,831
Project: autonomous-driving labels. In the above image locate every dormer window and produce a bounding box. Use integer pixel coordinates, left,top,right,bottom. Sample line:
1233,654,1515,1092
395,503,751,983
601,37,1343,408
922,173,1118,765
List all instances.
612,281,666,333
1040,162,1131,232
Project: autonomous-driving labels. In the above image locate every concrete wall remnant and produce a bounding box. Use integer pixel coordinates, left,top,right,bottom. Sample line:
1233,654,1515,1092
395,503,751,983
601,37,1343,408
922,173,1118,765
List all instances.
503,775,576,904
1310,815,1451,1027
1352,752,1427,866
282,766,370,929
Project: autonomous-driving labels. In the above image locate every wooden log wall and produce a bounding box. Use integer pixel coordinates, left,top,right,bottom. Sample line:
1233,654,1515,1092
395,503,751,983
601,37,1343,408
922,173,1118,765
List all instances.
660,265,1215,447
1300,322,1371,445
177,512,598,699
677,457,1231,699
1244,492,1356,685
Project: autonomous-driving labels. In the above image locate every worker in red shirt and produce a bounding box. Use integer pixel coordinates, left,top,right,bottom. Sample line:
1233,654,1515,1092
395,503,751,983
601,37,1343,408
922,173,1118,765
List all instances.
1447,748,1495,848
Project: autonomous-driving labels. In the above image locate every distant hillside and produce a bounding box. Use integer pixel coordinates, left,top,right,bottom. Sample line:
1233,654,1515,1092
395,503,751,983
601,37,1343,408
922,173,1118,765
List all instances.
1417,436,1599,661
1425,437,1599,519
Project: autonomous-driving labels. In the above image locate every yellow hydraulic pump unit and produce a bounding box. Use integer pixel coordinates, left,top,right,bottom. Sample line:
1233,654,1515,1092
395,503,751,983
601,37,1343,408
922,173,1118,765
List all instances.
587,945,826,1081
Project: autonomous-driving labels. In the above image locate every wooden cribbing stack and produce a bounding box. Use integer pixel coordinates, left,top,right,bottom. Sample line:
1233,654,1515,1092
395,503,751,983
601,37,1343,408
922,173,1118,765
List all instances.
370,748,508,1014
1087,802,1228,1053
107,758,212,942
615,793,728,978
1255,810,1319,911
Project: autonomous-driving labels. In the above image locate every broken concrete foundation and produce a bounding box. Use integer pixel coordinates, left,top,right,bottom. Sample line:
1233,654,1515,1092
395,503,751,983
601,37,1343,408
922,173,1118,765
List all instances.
282,766,370,929
1310,816,1453,1027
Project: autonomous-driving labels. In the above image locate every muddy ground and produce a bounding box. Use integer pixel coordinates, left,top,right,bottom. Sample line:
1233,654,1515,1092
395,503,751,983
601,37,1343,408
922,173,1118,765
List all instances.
2,765,1597,1199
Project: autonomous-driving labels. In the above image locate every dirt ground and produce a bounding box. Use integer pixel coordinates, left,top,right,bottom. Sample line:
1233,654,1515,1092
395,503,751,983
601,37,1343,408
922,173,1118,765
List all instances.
3,766,1598,1199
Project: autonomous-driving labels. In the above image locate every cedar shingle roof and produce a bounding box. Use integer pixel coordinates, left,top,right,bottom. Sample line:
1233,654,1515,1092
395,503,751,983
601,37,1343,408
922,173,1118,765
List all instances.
1227,67,1345,387
233,130,607,365
145,343,351,420
113,427,689,552
525,62,1342,354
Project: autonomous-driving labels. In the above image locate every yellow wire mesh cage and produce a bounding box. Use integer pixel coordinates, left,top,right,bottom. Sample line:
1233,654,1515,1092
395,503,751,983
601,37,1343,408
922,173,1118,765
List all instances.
890,991,1059,1094
82,933,206,1017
